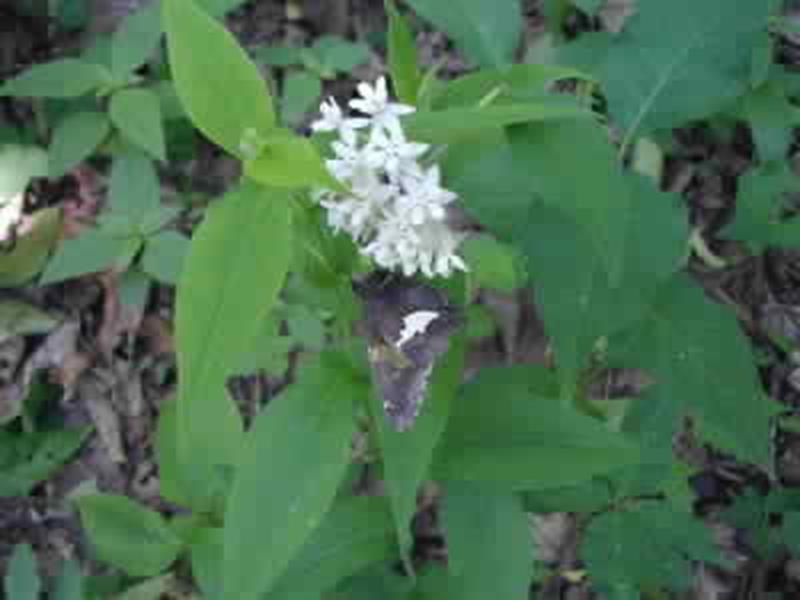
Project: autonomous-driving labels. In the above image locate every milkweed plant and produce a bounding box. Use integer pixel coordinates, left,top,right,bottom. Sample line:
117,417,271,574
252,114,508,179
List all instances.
0,0,792,598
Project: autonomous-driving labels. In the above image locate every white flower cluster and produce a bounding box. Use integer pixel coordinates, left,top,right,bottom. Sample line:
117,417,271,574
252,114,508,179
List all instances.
312,78,467,278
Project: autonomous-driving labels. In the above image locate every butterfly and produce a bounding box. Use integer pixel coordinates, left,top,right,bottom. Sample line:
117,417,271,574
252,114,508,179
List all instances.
353,271,463,431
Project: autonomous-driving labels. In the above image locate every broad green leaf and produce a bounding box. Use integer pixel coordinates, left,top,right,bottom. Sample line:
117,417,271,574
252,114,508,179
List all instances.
111,3,163,78
76,494,182,577
254,45,304,67
154,398,194,507
49,111,110,177
441,485,531,600
0,145,47,201
432,366,638,489
460,235,521,292
190,528,224,598
266,496,396,599
613,275,778,466
431,63,591,110
0,59,109,98
723,163,800,251
443,133,534,241
522,479,613,514
116,575,173,600
371,333,465,557
52,559,84,600
163,0,275,156
280,72,321,125
0,298,57,345
330,564,413,600
404,0,521,68
223,355,359,600
5,544,40,600
142,230,189,284
0,429,88,496
0,207,62,287
737,81,800,164
244,132,337,188
40,229,134,285
386,0,421,105
516,175,688,385
313,36,370,74
403,101,589,144
508,120,632,286
109,148,161,216
174,183,291,508
582,502,721,591
561,0,771,141
109,88,166,160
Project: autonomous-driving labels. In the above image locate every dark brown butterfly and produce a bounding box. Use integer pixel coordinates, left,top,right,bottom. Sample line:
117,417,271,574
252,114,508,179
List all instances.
353,271,463,431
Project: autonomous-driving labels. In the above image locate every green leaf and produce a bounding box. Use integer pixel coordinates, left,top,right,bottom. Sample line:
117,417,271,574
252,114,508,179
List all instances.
49,111,110,177
371,333,465,557
330,564,413,600
254,46,304,67
404,0,521,68
516,175,687,386
0,429,88,496
223,355,359,600
280,71,322,125
613,275,778,467
443,133,533,241
142,230,189,284
5,544,40,600
266,496,396,599
582,502,721,590
244,132,337,188
190,528,224,598
313,36,370,74
109,148,161,216
737,81,800,164
52,559,85,600
0,207,62,287
111,3,163,78
403,102,589,144
431,63,591,110
0,145,47,201
561,0,771,140
77,494,182,577
154,397,194,507
441,485,531,599
109,88,166,160
163,0,275,156
723,163,800,251
508,120,633,287
386,0,421,105
0,59,109,98
174,183,291,509
40,229,134,285
432,366,638,489
460,235,520,292
0,298,57,345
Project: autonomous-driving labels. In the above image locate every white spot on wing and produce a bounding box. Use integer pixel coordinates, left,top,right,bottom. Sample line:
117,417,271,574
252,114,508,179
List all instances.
395,310,440,349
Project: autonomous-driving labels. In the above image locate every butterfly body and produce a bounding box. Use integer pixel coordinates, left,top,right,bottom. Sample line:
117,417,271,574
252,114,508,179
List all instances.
353,272,462,431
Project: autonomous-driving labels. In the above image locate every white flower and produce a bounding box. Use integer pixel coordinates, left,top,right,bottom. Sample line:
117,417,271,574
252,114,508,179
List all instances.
0,193,24,242
363,127,428,180
349,77,415,140
312,78,467,278
312,97,369,140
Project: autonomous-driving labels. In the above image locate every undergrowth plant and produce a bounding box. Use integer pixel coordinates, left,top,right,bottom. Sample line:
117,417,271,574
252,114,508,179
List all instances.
0,0,797,598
